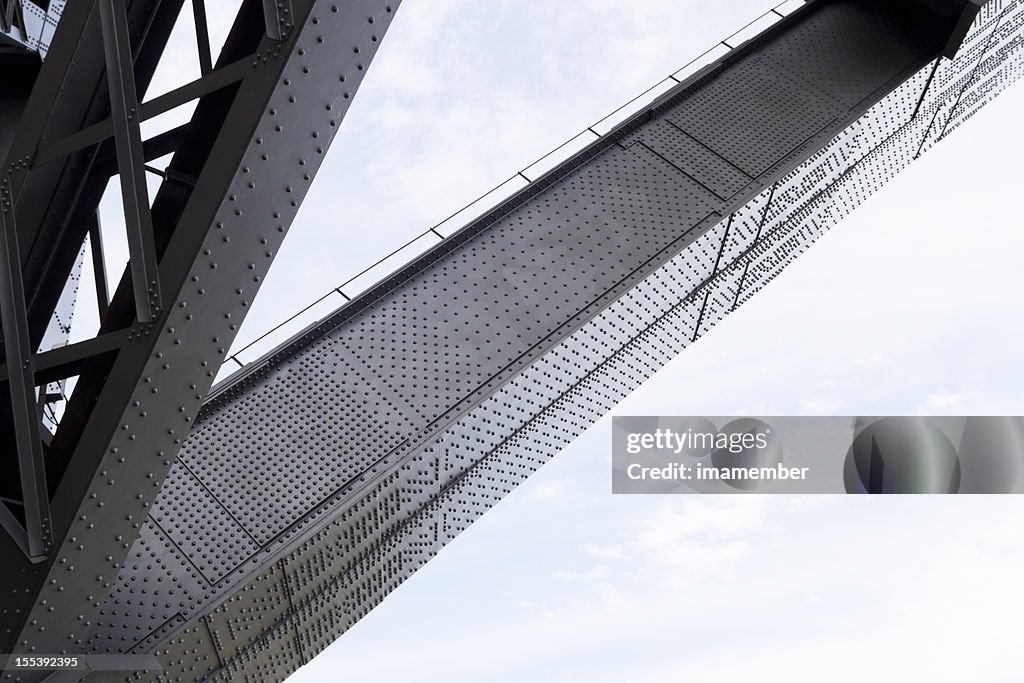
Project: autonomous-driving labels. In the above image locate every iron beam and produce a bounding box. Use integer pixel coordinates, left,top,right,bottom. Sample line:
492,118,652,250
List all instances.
97,0,162,324
191,0,213,75
3,0,403,658
88,212,110,320
0,327,135,386
0,180,51,561
33,57,250,169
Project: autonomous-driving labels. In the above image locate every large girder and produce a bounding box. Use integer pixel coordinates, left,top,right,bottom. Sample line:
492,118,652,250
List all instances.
0,0,401,662
46,0,1021,680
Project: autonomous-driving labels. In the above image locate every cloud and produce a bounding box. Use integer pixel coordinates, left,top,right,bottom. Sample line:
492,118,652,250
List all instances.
553,564,610,582
919,389,969,413
582,542,624,560
799,397,844,414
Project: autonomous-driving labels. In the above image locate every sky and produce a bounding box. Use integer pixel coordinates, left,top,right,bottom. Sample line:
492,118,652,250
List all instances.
63,0,1024,681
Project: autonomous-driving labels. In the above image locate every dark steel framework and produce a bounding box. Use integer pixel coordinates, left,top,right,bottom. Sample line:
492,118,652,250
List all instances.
2,0,1022,681
0,0,400,664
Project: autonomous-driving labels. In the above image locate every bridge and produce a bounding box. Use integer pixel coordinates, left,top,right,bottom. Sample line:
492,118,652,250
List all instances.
1,0,1022,680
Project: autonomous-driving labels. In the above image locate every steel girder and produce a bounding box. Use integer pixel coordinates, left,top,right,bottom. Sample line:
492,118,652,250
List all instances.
57,0,1024,680
1,0,185,556
0,0,401,662
0,1,64,57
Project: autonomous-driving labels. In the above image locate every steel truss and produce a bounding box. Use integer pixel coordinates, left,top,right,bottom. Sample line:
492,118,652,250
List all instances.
13,1,1012,681
3,0,1023,681
0,0,401,663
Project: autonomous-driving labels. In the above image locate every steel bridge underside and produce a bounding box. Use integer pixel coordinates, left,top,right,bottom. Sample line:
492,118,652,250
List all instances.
64,0,1024,681
2,0,1023,680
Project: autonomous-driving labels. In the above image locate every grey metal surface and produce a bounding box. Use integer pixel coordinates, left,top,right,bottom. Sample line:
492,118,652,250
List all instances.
59,1,1024,681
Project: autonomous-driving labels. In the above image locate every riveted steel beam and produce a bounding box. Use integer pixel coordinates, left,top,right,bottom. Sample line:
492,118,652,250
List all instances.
96,0,162,323
0,327,136,386
1,0,402,658
191,0,212,75
0,179,50,562
262,0,292,41
32,57,252,169
88,212,109,320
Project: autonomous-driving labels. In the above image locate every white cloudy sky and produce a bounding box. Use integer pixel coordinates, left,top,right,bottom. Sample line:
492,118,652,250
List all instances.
70,1,1024,681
